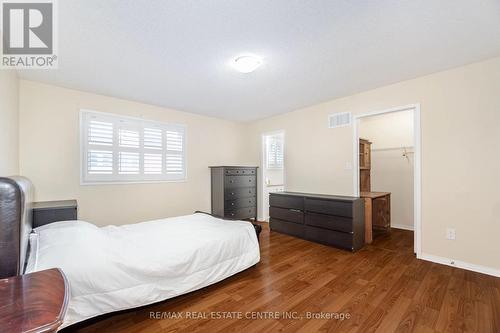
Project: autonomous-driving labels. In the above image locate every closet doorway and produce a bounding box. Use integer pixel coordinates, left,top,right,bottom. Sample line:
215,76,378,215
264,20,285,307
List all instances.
260,131,285,221
353,104,421,254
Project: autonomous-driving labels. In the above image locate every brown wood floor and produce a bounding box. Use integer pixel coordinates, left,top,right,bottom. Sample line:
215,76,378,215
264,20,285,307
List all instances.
68,224,500,333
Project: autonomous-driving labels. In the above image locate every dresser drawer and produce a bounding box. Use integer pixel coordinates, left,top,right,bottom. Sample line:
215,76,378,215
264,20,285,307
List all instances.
270,218,303,238
225,175,256,188
225,168,256,176
305,198,353,218
269,194,303,210
226,206,256,219
305,212,352,233
269,206,303,224
225,187,256,200
226,197,256,210
304,226,353,250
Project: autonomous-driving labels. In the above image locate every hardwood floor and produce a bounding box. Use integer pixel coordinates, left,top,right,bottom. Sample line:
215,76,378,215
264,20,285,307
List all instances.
68,224,500,333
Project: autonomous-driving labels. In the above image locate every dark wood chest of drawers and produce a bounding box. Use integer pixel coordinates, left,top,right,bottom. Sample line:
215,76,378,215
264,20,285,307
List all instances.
269,192,365,251
210,166,258,220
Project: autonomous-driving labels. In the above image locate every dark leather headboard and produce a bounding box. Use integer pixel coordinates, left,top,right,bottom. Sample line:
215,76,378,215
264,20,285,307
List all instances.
0,177,33,279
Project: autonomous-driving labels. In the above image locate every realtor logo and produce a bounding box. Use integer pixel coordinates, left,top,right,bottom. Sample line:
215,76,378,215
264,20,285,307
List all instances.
1,0,57,68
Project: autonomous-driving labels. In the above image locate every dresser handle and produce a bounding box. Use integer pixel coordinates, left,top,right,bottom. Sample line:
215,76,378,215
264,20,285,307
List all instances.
231,192,235,195
231,203,234,206
289,209,301,213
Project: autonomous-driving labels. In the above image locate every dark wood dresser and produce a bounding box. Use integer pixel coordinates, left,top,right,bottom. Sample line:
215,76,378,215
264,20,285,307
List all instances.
210,166,258,220
269,192,365,251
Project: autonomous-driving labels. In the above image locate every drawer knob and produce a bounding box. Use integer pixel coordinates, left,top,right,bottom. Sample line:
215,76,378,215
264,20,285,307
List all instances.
231,192,234,195
230,180,233,183
231,203,234,206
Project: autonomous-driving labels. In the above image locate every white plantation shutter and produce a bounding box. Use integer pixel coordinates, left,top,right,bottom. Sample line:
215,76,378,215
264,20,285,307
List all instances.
143,128,162,150
144,153,162,174
266,134,284,169
118,152,140,174
87,150,113,174
166,129,184,177
88,120,113,146
118,129,140,148
81,110,186,183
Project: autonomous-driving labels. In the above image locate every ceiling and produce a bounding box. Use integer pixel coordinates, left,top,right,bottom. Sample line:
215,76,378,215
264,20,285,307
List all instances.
19,0,500,122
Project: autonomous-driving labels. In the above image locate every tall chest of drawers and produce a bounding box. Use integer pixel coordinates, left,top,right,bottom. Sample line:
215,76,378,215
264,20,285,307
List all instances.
210,166,258,220
269,192,365,251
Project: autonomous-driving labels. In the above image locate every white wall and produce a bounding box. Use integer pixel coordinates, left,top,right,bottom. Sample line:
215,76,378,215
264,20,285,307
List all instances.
245,56,500,273
359,111,414,230
19,80,247,226
0,70,19,176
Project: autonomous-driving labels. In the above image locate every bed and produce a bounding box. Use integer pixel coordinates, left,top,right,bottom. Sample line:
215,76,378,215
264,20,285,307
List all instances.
0,177,260,329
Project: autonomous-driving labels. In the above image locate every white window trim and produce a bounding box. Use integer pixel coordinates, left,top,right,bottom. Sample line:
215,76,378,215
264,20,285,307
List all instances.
80,109,187,185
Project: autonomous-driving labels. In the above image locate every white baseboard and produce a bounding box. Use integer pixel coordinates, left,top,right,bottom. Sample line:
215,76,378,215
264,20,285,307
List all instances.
418,253,500,277
391,223,414,231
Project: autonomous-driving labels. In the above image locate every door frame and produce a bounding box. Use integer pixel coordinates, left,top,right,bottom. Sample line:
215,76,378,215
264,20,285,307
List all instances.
352,104,421,255
260,130,286,222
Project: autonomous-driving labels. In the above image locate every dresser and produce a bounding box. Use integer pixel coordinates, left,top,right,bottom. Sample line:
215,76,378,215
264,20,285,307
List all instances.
210,166,258,220
269,192,365,251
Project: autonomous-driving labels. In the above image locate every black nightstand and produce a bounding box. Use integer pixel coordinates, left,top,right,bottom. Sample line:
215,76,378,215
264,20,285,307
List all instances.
32,200,78,228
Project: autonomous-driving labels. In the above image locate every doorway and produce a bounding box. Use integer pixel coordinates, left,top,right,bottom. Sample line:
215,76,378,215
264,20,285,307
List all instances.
260,130,285,221
353,104,421,254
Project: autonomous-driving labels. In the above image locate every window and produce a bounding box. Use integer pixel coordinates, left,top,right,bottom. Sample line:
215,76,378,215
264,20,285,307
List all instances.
266,134,284,169
81,110,186,184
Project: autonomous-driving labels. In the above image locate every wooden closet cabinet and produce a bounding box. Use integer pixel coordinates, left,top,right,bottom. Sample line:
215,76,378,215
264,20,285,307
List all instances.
359,137,391,243
359,139,371,169
359,139,372,192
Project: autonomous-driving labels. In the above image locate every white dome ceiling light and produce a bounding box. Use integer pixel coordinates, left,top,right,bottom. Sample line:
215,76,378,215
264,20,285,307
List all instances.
232,55,263,73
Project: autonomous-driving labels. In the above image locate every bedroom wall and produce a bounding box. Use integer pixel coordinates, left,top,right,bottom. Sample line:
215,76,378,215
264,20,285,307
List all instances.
0,69,19,176
359,111,414,230
19,80,247,226
245,56,500,274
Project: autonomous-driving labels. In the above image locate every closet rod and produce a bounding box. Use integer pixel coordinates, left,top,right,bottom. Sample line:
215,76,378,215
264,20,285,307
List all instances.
371,146,414,152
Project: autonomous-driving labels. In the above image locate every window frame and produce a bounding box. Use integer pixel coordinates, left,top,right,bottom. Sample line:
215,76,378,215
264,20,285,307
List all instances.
80,109,187,185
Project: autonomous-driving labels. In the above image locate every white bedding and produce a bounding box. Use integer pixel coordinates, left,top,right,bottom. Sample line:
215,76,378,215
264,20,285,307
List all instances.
26,213,260,329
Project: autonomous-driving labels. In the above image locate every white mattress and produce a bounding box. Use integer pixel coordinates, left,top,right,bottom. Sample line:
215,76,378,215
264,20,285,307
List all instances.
26,213,260,329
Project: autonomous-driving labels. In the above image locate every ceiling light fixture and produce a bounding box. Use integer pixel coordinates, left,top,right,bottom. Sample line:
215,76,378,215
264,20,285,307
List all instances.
232,55,262,73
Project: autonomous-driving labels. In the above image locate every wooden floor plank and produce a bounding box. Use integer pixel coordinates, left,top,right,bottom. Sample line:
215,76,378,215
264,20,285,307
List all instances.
65,225,499,333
